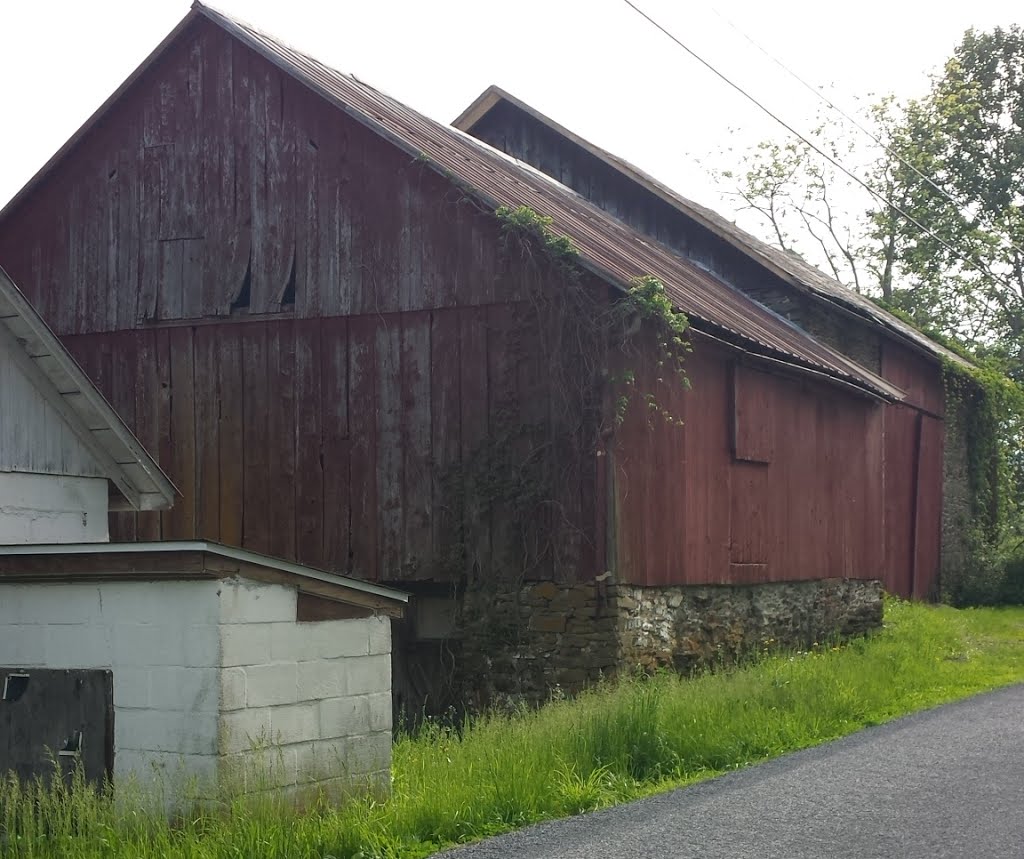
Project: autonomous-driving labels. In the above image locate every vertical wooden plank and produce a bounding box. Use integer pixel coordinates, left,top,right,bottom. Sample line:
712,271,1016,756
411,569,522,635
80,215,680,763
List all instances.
459,306,490,582
241,322,270,553
400,312,432,577
133,330,165,541
884,403,917,598
294,319,325,566
153,328,174,540
347,316,377,579
431,310,463,580
193,326,221,540
295,98,322,318
914,415,944,599
164,326,196,539
267,321,297,560
376,317,403,580
218,329,244,546
321,317,352,573
109,333,139,542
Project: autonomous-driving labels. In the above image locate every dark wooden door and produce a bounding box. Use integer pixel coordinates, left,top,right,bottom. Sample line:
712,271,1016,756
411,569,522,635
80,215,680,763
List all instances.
1,668,114,785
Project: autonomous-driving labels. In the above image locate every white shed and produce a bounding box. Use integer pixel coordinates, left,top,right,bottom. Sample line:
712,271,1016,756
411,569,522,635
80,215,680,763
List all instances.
0,543,407,798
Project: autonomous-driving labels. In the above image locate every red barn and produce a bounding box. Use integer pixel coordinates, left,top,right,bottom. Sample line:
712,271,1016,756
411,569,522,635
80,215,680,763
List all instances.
0,4,944,707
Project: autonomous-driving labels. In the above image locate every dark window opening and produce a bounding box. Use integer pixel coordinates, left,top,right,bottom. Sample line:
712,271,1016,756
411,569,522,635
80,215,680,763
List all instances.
281,252,296,307
231,255,252,312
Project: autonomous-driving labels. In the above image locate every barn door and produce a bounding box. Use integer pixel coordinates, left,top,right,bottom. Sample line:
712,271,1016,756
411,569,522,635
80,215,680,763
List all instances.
884,407,944,599
912,415,943,599
0,668,114,785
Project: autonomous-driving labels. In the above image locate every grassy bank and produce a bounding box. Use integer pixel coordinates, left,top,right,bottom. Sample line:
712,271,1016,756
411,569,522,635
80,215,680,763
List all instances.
3,600,1024,858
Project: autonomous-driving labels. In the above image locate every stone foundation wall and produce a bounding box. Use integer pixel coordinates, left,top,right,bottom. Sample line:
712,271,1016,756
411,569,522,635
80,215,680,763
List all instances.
617,578,884,674
455,577,884,705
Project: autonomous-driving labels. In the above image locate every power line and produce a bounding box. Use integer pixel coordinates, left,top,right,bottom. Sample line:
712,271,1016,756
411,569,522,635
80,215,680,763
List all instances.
618,0,1018,293
708,6,1024,262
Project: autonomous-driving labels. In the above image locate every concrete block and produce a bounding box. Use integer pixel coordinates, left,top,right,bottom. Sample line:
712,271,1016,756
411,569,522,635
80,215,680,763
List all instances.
219,623,272,667
366,692,393,733
96,581,219,626
270,622,317,662
344,653,391,696
331,732,391,777
293,740,326,784
219,580,296,624
297,659,346,701
114,749,218,787
182,624,220,668
113,667,151,709
319,695,370,739
0,624,46,665
311,621,370,659
221,667,247,711
46,623,111,668
268,701,319,745
306,738,349,781
367,617,392,655
219,707,273,755
220,746,296,791
112,624,187,667
244,663,297,707
148,666,219,713
117,709,218,756
11,584,101,624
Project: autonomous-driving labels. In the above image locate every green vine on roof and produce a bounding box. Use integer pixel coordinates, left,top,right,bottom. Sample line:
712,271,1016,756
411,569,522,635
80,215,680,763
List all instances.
494,205,691,427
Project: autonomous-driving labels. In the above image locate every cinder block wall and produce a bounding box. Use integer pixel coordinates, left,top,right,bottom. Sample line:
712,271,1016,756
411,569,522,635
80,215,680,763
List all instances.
0,577,393,800
0,580,222,783
217,580,392,795
0,473,109,544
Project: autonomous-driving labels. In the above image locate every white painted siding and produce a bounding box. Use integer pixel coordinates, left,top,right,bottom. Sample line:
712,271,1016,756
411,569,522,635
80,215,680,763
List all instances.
0,472,109,543
217,578,392,795
0,335,106,478
0,580,222,786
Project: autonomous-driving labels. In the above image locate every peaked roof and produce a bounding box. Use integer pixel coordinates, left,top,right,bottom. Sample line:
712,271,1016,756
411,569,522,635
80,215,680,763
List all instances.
0,2,904,402
0,265,176,511
454,86,967,368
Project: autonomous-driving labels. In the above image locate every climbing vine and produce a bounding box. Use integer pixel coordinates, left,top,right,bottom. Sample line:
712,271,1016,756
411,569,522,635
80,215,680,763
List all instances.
439,205,693,594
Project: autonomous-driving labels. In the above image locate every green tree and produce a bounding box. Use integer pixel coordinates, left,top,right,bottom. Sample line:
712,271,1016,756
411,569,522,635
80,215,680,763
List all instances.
876,26,1024,369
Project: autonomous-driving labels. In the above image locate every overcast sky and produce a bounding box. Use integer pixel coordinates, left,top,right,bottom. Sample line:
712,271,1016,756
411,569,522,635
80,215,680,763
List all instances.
2,0,1019,234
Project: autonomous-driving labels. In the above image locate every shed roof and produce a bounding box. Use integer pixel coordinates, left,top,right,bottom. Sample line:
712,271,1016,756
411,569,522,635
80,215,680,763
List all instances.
0,2,903,401
454,86,968,369
0,540,408,616
0,265,176,511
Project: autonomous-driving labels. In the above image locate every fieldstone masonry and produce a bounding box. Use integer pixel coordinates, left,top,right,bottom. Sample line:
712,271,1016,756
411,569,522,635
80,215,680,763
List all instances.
456,577,883,703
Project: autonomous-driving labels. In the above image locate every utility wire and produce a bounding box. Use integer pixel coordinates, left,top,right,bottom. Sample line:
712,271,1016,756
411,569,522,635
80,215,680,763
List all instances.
619,0,1017,293
708,6,1024,261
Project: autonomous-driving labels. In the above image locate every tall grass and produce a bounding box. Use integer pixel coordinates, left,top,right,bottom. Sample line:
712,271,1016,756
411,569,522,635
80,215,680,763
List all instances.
2,600,1023,858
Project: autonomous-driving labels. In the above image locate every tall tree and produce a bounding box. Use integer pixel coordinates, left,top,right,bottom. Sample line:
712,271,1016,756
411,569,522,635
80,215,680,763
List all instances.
710,26,1024,368
878,26,1024,364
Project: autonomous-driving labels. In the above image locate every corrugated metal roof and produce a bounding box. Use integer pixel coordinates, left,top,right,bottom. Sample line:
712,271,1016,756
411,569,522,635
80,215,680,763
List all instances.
0,265,177,511
196,4,903,400
454,85,968,368
0,2,904,401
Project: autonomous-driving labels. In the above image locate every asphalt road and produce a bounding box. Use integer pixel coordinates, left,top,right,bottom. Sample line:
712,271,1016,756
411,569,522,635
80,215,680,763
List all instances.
440,684,1024,859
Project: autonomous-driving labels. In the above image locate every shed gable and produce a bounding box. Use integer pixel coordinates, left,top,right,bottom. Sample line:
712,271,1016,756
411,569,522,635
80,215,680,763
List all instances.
0,332,105,479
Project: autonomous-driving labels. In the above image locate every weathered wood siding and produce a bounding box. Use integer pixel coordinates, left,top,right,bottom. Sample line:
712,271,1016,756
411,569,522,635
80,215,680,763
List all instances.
0,19,524,334
471,101,947,598
612,339,886,586
0,334,104,478
0,20,600,584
